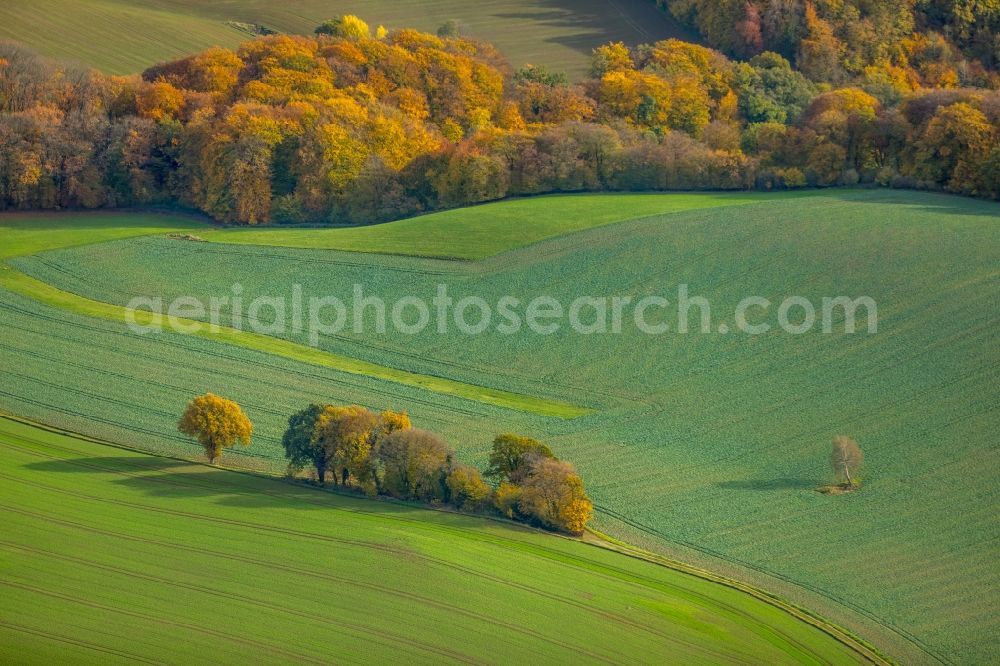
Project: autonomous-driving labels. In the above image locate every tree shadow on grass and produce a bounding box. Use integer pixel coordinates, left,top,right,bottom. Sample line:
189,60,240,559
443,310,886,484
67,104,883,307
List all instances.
106,470,440,519
25,456,187,474
825,188,1000,218
715,478,819,491
108,471,254,499
488,0,697,62
25,456,481,520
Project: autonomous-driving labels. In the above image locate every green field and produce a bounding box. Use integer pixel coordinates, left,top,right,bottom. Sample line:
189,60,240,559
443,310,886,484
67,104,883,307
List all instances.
198,192,799,260
0,416,871,664
0,0,693,78
1,190,998,662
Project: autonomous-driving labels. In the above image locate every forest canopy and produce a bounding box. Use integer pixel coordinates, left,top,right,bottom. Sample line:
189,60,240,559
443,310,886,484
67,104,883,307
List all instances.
0,11,997,225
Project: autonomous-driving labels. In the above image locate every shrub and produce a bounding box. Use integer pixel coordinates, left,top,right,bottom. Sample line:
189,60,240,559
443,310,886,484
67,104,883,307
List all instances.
493,481,522,519
875,166,897,187
780,167,807,188
446,464,491,511
517,458,594,534
375,428,451,502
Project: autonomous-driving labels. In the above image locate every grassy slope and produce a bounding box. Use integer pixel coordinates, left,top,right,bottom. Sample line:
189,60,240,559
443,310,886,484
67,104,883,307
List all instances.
199,192,797,260
0,212,201,260
1,190,998,662
0,270,585,418
0,416,867,665
0,0,693,78
0,213,585,418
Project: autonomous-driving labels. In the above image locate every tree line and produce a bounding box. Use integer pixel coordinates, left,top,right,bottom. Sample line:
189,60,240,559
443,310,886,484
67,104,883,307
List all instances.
178,393,594,534
660,0,1000,80
0,14,997,224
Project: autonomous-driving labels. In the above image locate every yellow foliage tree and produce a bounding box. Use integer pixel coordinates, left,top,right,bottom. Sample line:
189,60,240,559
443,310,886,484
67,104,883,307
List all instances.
591,41,632,76
441,117,464,142
314,405,378,488
316,15,370,40
597,69,672,129
177,393,253,463
379,410,412,435
559,497,594,534
446,464,491,511
493,481,522,518
136,80,185,121
188,47,242,96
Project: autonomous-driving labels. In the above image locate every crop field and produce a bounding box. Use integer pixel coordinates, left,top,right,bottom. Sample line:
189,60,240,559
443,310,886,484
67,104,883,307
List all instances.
0,189,998,662
0,0,693,78
197,192,800,260
0,416,871,664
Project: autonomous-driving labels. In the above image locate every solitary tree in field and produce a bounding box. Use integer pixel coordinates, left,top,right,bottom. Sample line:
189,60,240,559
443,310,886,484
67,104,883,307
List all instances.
830,436,863,487
177,393,252,463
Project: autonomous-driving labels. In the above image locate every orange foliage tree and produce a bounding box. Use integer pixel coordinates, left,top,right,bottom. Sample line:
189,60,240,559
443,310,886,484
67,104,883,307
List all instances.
177,393,253,463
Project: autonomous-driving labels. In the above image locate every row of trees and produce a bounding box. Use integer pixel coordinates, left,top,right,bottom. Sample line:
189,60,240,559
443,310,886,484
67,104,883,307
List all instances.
0,16,997,223
177,393,593,534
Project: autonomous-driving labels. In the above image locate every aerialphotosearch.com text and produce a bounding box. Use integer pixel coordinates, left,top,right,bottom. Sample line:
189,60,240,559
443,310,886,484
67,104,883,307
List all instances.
125,283,877,345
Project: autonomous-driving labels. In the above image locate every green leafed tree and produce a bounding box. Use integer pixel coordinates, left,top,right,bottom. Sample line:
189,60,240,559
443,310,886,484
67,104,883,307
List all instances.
281,403,329,482
486,433,555,483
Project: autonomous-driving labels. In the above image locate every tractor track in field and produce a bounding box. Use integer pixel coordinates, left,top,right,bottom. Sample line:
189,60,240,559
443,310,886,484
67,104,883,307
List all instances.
0,386,283,466
0,470,752,664
654,324,998,474
0,314,485,426
712,360,999,472
665,293,996,422
0,541,479,664
0,287,589,420
181,242,462,277
643,272,997,408
0,578,330,664
0,387,196,446
588,208,989,385
17,254,631,409
0,343,294,421
0,299,500,420
0,507,616,664
0,432,868,664
0,297,498,420
0,347,458,450
0,619,160,664
592,502,948,665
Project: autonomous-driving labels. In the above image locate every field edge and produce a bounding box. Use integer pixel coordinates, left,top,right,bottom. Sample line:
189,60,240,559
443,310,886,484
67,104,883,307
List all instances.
0,410,892,665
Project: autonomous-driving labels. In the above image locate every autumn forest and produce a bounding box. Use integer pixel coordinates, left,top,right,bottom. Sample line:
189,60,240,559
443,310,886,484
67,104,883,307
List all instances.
0,5,998,226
